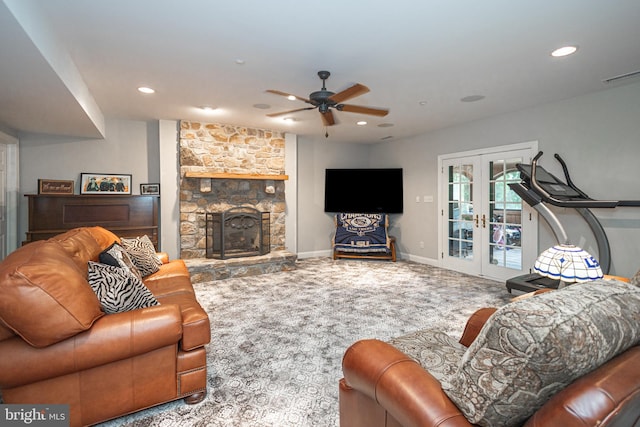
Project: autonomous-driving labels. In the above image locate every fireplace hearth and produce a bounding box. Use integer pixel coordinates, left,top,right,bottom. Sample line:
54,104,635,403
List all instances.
206,206,271,259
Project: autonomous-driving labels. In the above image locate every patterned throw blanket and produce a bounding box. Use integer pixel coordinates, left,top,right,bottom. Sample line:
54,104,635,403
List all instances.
333,213,390,253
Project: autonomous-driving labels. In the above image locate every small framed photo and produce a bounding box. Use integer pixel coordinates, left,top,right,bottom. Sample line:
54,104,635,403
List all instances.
140,183,160,195
80,173,132,195
38,179,74,195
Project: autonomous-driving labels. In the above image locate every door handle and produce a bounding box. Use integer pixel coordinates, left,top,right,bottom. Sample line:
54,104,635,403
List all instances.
482,214,486,228
474,214,479,228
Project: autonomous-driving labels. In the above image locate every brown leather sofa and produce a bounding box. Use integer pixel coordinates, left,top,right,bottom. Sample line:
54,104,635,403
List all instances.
340,281,640,427
0,226,211,427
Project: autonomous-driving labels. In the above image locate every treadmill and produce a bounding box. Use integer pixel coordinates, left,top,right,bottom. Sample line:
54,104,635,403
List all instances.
506,151,640,293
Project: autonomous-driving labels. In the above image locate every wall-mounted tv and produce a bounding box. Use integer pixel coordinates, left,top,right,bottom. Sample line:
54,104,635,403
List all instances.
324,168,403,213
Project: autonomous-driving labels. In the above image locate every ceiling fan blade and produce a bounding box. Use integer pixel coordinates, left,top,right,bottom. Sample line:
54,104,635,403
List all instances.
265,89,311,103
266,107,315,117
328,83,370,103
338,104,389,117
321,110,336,126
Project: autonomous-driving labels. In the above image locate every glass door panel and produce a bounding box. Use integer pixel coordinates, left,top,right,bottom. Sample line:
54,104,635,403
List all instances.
488,158,523,270
447,164,474,260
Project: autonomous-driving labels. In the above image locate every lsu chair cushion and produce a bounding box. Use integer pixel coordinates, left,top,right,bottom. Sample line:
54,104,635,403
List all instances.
444,280,640,427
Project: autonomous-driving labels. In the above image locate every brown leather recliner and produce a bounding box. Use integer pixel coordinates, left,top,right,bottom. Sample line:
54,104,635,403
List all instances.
340,283,640,427
0,227,211,427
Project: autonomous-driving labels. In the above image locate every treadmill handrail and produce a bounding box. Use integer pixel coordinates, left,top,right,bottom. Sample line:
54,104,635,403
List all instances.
530,152,622,208
553,153,591,199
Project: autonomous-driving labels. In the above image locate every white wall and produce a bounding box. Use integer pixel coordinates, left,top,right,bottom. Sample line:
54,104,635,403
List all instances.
19,118,160,245
367,81,640,276
296,136,370,258
158,120,179,258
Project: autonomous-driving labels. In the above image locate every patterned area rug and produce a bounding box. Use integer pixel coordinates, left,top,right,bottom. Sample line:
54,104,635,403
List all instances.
100,258,512,427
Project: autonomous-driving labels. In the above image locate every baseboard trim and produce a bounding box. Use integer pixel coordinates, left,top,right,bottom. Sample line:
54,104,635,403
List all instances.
398,253,439,266
297,250,333,259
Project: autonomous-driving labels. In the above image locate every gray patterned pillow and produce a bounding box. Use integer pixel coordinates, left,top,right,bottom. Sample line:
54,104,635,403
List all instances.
444,280,640,427
87,261,159,314
120,235,162,277
631,269,640,287
388,329,466,389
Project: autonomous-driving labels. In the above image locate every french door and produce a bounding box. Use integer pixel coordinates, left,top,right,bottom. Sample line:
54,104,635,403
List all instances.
439,144,538,281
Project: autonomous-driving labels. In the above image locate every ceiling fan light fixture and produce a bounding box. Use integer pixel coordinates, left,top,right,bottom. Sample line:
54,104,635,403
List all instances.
265,70,389,132
551,45,578,57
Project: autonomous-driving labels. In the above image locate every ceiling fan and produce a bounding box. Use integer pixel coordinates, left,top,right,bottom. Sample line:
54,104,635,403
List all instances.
266,70,389,127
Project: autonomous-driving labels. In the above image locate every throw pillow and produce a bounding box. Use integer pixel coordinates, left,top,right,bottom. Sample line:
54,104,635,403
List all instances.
388,329,467,389
631,268,640,287
99,242,143,282
120,235,162,277
87,261,159,314
443,280,640,427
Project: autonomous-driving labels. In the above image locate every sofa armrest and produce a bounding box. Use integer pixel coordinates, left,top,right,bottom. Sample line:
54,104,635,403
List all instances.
157,252,170,264
524,345,640,427
342,339,472,427
0,304,183,388
458,307,497,347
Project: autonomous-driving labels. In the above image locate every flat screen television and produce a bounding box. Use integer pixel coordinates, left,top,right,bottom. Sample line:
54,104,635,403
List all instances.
324,168,403,213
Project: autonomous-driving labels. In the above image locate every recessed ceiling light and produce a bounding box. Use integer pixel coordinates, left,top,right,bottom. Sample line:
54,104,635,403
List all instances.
356,121,367,126
287,95,297,101
200,106,217,113
551,45,578,57
253,103,271,109
283,117,297,122
418,100,428,106
137,86,155,94
460,95,485,103
235,59,245,65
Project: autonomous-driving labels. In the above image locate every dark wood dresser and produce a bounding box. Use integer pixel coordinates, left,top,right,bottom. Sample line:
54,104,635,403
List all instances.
24,194,159,247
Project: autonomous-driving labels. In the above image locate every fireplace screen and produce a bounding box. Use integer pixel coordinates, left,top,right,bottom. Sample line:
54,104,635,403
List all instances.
206,206,270,259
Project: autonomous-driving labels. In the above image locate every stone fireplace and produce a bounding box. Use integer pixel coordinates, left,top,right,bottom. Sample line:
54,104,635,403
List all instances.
179,121,287,260
206,207,270,259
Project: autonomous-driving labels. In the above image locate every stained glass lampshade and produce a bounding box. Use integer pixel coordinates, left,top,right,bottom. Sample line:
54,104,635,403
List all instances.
534,244,603,288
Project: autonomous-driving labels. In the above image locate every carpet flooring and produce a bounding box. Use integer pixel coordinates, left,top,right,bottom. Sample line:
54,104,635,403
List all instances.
99,257,513,427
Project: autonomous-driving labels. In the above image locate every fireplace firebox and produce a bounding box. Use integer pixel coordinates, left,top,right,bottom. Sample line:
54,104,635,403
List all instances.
206,206,270,259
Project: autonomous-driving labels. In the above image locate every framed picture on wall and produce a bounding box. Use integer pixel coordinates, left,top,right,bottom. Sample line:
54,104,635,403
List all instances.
80,173,132,194
38,179,74,195
140,183,160,195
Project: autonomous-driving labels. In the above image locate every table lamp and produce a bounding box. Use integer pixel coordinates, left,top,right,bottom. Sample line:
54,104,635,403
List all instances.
534,244,603,288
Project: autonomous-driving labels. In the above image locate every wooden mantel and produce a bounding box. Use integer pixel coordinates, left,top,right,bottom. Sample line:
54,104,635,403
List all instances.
184,172,288,180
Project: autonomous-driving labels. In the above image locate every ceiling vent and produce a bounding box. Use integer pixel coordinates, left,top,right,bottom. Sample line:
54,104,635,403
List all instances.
602,70,640,84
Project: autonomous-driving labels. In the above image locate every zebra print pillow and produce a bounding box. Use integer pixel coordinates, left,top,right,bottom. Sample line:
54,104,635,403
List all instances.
120,235,162,277
99,242,143,282
87,261,159,314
